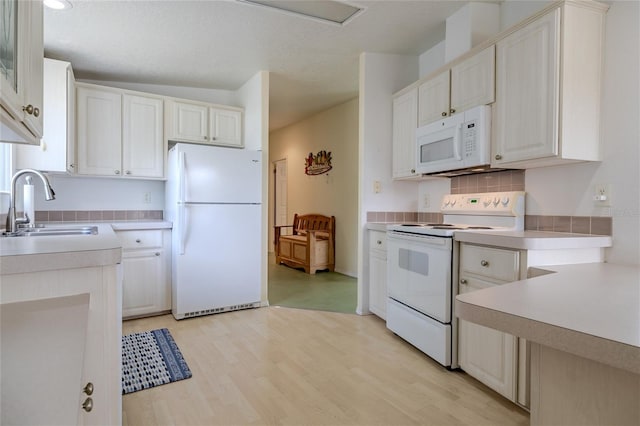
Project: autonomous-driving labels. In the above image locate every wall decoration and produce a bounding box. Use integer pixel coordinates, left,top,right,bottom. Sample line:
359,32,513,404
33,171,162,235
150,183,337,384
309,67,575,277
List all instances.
305,150,332,175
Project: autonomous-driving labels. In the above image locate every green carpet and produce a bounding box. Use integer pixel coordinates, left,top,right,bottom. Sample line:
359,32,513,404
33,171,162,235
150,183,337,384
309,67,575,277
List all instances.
268,258,357,314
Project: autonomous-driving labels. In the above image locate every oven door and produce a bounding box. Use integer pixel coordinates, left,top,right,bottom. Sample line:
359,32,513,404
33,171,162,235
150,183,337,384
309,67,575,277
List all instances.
386,231,452,323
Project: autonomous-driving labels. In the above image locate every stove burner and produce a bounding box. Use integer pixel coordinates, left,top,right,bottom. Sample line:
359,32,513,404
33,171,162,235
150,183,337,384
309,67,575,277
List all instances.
399,223,424,226
432,226,464,230
466,226,493,230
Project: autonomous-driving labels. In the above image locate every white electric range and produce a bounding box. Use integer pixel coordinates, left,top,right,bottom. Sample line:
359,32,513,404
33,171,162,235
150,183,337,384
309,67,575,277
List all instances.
385,191,525,368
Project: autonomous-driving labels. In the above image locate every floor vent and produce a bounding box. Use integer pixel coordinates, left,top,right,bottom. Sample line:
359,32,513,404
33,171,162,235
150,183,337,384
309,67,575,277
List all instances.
183,302,260,318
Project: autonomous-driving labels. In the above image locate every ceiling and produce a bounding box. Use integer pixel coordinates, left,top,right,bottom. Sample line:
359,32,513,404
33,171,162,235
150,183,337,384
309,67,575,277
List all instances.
43,0,467,131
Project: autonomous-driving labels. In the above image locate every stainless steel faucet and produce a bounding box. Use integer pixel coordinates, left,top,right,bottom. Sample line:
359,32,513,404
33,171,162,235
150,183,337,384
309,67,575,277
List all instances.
5,169,56,234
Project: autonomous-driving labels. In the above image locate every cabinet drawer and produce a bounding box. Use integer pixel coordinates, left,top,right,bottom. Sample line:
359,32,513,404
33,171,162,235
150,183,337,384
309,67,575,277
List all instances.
460,244,519,282
116,230,163,250
369,230,387,251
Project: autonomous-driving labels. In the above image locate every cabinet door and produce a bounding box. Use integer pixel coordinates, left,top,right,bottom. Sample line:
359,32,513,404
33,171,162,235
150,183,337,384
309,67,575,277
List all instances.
0,0,43,144
122,249,167,318
392,88,418,179
14,59,73,172
209,108,242,147
493,10,560,165
122,94,164,178
458,275,517,401
20,0,43,138
418,70,450,126
369,249,387,319
171,101,208,143
76,86,122,176
451,45,495,114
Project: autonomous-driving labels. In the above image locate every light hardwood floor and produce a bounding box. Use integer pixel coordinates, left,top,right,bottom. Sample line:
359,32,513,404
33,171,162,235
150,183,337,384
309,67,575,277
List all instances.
122,307,529,426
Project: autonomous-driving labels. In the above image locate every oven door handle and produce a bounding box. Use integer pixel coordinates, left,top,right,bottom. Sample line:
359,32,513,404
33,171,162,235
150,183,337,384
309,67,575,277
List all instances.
453,123,463,161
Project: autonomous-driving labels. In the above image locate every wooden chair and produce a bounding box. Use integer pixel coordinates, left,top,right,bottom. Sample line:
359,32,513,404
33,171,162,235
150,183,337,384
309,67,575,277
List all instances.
274,214,335,274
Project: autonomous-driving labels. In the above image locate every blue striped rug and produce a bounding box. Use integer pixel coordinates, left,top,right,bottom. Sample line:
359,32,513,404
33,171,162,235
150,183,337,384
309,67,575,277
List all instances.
122,328,192,394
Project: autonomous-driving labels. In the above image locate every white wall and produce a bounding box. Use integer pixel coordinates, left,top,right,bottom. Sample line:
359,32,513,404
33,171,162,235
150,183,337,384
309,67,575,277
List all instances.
31,175,165,210
358,52,419,313
419,41,446,79
270,98,359,277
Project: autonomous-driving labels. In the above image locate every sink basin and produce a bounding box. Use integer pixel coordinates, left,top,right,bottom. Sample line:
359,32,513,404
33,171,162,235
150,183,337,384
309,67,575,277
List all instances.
3,225,99,237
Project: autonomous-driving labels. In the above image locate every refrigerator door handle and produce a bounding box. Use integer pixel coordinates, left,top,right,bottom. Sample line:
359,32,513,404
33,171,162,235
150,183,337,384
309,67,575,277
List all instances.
178,151,186,255
178,151,186,204
178,203,186,255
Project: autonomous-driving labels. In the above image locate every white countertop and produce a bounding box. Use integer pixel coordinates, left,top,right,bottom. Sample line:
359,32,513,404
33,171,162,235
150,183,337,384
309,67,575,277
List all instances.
454,229,613,249
455,262,640,374
366,222,391,232
0,221,172,275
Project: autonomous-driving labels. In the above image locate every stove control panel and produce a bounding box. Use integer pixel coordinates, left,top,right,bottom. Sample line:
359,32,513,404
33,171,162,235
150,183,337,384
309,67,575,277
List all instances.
441,191,525,216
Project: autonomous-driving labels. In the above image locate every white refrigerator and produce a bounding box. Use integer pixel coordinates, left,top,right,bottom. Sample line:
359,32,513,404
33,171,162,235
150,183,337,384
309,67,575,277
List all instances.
165,143,262,320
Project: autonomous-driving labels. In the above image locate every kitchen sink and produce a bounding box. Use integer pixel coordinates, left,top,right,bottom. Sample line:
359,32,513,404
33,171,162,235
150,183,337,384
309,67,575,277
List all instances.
3,225,99,237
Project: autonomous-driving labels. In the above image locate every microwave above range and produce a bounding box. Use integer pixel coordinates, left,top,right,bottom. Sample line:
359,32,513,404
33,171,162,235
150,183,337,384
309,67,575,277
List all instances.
416,105,493,176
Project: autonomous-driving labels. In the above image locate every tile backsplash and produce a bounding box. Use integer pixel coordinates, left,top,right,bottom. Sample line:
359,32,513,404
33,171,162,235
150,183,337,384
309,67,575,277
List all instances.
1,210,163,227
450,170,525,194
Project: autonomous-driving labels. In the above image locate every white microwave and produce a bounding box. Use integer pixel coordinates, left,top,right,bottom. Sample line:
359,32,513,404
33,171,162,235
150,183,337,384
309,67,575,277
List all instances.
416,105,491,175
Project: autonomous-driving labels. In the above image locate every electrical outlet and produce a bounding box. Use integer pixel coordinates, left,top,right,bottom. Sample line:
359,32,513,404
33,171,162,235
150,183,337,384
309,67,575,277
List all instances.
423,194,430,208
593,184,611,207
144,192,151,204
373,181,381,194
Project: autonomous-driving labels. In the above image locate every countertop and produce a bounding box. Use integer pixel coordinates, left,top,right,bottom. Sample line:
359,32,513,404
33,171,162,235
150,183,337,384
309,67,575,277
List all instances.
0,221,172,275
368,223,613,250
455,262,640,374
454,229,613,250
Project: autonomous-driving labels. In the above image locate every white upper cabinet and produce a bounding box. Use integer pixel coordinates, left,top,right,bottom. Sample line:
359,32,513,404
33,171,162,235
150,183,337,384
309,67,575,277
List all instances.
14,59,76,173
0,0,44,144
77,85,122,177
418,46,495,127
450,45,495,116
392,88,418,179
77,83,165,179
171,101,208,142
493,2,608,168
209,107,243,147
167,99,243,148
418,71,450,126
122,94,164,178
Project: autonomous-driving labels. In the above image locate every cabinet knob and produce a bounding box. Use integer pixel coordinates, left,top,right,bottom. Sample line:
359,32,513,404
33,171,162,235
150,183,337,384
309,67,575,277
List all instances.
83,382,94,396
23,104,34,115
33,107,40,117
135,239,141,243
480,260,489,267
211,136,216,141
495,154,502,160
115,170,121,175
460,278,468,284
69,163,75,169
441,111,447,117
411,169,415,174
155,252,161,256
82,397,93,412
125,170,131,175
376,240,382,245
449,108,456,114
204,136,208,140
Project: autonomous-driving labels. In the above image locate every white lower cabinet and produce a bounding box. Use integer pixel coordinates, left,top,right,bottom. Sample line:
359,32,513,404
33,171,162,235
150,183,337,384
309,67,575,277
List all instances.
458,243,524,404
368,230,387,319
458,275,518,400
116,229,171,318
0,265,122,426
